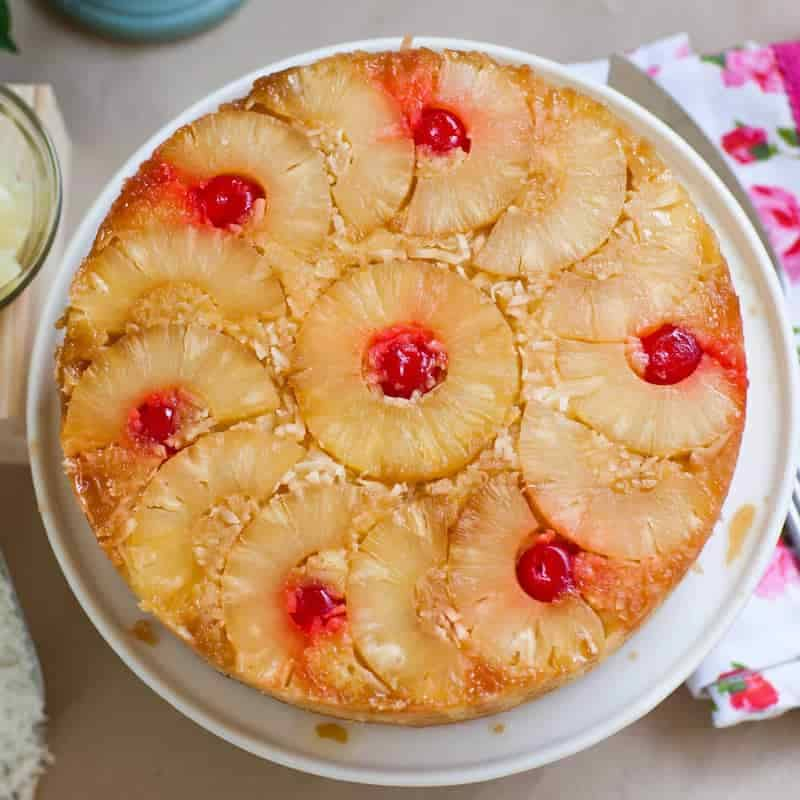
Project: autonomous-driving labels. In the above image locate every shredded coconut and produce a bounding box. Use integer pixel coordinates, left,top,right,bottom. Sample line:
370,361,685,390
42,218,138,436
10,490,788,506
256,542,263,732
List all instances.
332,210,346,236
251,196,267,225
453,621,468,641
270,345,290,374
281,449,347,494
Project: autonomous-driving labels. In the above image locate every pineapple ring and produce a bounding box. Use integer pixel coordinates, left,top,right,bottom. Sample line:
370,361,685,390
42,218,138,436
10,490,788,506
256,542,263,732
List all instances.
65,223,285,359
291,260,519,481
123,429,304,622
401,51,534,236
62,325,279,456
349,501,468,704
552,338,743,457
158,109,332,254
535,176,708,341
475,96,627,277
222,485,369,690
247,55,414,236
449,474,605,675
520,401,716,560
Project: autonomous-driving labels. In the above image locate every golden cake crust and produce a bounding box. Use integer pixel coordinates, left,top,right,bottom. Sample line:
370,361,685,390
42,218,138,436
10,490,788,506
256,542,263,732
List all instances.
57,48,747,725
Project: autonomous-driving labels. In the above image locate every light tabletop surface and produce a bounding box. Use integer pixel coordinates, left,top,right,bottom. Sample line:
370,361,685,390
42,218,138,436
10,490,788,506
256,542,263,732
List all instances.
2,1,800,797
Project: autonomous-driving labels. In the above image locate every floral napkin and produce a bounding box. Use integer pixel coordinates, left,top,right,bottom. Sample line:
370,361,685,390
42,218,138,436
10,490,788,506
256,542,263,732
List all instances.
569,34,800,727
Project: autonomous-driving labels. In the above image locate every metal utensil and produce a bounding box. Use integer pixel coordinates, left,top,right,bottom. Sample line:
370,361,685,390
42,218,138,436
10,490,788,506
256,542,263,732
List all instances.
607,54,800,553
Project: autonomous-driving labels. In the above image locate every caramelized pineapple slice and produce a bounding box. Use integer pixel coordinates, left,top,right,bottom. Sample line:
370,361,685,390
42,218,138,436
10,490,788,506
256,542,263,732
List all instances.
222,485,364,689
476,93,626,276
123,430,303,621
402,50,533,236
553,338,742,457
291,260,519,481
66,223,284,358
520,401,715,560
158,109,331,253
349,501,467,704
537,175,709,340
62,326,278,456
449,474,604,675
248,55,414,235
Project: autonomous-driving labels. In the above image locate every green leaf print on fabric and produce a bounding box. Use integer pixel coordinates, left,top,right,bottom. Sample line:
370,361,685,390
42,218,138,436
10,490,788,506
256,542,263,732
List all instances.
701,53,726,68
778,127,799,147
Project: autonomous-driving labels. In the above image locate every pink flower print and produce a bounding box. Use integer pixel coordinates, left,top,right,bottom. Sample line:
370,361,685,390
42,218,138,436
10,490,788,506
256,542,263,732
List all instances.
717,667,780,711
675,41,691,59
721,125,769,164
749,185,800,281
785,237,800,261
646,65,661,78
755,540,800,598
723,47,784,93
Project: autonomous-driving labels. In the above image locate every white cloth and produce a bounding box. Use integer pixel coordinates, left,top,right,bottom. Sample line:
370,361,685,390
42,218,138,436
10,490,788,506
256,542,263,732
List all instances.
566,33,800,727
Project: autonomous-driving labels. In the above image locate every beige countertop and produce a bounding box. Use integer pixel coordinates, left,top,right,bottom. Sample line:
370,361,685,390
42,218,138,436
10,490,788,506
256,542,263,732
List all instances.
2,1,800,796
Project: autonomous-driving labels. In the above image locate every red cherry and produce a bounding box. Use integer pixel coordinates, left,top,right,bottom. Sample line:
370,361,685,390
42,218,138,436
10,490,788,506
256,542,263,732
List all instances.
192,174,264,228
640,324,702,385
413,107,471,154
516,540,574,603
129,392,179,446
366,325,448,399
288,584,345,634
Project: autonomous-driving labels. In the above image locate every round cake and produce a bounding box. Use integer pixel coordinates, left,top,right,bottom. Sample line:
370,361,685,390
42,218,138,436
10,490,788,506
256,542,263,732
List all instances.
57,48,747,724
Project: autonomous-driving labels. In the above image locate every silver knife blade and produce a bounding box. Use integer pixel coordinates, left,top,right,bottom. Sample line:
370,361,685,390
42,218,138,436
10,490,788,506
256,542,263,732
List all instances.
608,53,800,553
607,54,786,292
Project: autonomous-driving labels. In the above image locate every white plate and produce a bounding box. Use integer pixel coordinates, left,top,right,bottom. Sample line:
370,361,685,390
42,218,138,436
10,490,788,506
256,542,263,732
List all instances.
27,37,800,787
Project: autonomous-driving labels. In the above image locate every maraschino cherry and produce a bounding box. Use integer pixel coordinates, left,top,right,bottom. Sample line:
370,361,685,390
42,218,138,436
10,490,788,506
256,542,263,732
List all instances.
413,107,471,154
192,174,264,228
516,540,574,603
129,392,179,447
640,324,702,385
366,325,448,399
288,583,345,634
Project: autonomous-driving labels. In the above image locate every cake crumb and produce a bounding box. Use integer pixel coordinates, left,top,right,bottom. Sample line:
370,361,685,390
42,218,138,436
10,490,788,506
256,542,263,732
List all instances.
628,650,639,662
131,619,158,646
316,723,348,744
491,723,506,734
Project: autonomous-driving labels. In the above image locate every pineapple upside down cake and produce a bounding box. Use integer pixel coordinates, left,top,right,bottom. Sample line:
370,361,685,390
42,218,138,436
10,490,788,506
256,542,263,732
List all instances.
57,49,747,724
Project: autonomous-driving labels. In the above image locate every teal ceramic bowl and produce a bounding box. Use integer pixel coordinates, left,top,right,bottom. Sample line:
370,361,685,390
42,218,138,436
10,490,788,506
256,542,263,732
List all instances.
49,0,244,41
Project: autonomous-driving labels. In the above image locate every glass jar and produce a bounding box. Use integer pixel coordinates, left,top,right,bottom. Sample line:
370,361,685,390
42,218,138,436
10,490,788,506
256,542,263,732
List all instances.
0,86,62,310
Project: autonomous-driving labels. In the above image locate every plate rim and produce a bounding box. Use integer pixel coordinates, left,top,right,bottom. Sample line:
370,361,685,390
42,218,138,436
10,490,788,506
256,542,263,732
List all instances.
26,36,800,786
